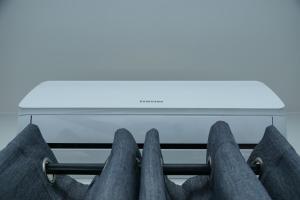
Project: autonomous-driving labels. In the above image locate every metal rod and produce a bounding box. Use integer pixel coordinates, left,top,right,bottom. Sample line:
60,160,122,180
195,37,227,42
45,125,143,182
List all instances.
46,143,259,175
46,163,261,175
48,143,257,149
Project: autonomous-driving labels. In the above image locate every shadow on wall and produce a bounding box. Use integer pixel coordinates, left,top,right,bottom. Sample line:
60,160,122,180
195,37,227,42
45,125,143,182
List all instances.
0,0,9,10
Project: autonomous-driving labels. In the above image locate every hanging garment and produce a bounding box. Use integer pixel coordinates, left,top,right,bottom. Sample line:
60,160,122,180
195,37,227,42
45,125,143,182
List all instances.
0,124,88,200
248,126,300,200
85,128,141,200
165,121,272,200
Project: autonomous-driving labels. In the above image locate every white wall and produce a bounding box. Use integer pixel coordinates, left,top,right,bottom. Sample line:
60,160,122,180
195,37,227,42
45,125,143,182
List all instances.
0,0,299,113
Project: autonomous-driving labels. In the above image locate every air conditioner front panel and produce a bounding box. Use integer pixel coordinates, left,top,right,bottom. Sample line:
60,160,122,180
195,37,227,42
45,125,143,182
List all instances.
20,114,273,143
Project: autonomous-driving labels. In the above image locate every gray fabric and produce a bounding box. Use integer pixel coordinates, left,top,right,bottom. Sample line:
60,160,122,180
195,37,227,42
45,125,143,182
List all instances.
166,121,272,200
0,124,88,200
1,122,300,200
207,121,271,200
85,128,141,200
139,129,210,200
0,125,142,200
248,125,300,200
165,175,210,200
139,129,168,200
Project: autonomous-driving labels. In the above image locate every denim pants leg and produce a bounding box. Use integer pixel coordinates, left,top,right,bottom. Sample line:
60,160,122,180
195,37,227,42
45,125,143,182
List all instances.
0,124,88,200
85,128,141,200
248,126,300,200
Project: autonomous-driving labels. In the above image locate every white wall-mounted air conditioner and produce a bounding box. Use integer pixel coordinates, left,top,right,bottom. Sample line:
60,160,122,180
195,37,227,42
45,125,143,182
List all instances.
18,81,286,165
